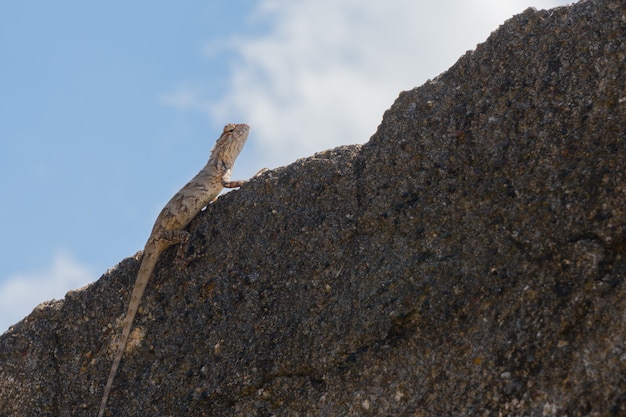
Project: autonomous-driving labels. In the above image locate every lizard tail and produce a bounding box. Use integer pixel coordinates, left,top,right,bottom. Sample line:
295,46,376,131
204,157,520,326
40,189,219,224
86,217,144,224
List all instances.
98,247,160,417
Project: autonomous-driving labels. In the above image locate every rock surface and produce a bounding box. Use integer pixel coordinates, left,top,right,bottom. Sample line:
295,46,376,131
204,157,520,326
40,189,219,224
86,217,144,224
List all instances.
2,0,626,415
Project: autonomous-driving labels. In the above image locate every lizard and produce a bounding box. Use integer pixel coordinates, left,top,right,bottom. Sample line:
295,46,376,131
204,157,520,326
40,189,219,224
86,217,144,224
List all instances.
98,123,265,417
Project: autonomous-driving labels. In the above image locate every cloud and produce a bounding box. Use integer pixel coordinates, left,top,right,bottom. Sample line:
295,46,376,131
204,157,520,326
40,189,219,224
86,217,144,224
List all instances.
158,84,213,114
0,250,94,334
162,0,572,169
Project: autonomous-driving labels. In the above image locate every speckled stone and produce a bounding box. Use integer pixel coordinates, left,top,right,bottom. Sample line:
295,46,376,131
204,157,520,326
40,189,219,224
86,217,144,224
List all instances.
1,0,625,415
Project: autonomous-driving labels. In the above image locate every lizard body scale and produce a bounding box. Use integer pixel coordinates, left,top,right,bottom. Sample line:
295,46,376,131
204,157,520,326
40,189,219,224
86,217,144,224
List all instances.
98,123,262,417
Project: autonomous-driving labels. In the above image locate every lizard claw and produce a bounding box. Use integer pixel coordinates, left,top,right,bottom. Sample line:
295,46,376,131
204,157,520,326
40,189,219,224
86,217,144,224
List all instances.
253,167,270,178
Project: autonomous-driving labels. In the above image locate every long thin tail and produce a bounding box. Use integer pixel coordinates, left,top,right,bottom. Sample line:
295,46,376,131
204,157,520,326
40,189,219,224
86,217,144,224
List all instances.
98,248,160,417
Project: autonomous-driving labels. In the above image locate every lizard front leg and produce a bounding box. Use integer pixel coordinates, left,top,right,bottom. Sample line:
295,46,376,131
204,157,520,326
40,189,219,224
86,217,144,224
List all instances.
221,167,268,188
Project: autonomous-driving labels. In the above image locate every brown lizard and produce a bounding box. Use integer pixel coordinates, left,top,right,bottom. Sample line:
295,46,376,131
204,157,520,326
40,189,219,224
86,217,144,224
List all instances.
98,123,265,417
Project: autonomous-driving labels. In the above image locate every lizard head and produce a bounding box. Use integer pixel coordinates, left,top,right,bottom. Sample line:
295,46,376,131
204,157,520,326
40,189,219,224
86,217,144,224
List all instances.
213,123,251,165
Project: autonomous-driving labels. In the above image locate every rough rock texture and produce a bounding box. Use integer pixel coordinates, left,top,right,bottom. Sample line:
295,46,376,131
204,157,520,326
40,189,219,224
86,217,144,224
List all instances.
2,0,626,415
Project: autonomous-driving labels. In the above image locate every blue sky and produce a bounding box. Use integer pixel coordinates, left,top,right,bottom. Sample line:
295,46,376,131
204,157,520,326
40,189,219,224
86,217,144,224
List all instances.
0,0,570,332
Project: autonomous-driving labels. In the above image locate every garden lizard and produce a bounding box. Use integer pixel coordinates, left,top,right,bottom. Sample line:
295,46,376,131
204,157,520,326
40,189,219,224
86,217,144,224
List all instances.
98,123,265,417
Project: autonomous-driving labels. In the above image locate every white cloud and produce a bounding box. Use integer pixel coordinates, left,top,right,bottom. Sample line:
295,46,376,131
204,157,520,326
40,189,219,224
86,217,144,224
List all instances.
163,0,572,169
0,250,94,334
158,84,212,114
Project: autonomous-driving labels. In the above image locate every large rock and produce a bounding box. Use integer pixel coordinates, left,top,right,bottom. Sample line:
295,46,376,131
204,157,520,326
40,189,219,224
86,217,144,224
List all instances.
2,0,625,415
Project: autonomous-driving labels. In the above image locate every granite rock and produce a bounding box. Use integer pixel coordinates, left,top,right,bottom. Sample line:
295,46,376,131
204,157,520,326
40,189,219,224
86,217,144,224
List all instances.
1,0,625,415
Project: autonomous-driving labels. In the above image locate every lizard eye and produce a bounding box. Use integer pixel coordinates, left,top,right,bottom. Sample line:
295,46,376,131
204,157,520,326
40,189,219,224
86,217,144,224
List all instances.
224,124,236,133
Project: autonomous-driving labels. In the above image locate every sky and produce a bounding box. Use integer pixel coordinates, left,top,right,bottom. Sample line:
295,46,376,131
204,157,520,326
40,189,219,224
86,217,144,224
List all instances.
0,0,571,333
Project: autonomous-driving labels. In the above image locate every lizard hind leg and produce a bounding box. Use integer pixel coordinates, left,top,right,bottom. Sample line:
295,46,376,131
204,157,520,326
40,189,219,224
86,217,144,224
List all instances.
158,229,190,246
174,230,202,269
152,229,194,268
152,229,192,268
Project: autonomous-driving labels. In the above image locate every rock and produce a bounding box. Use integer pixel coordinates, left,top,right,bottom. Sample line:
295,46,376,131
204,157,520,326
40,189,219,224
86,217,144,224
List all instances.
2,0,625,415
